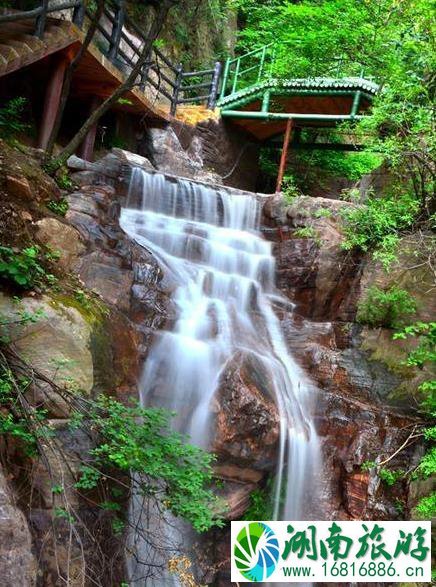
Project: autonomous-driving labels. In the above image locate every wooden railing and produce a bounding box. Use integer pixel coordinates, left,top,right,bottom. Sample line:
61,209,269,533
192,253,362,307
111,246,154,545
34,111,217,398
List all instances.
0,0,222,114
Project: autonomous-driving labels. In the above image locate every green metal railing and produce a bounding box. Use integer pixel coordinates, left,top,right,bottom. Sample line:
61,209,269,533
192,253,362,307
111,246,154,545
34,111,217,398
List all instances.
219,43,372,102
219,44,275,100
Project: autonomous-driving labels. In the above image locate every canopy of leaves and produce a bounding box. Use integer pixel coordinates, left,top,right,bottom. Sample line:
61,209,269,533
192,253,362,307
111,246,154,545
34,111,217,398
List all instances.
233,0,435,216
76,396,225,532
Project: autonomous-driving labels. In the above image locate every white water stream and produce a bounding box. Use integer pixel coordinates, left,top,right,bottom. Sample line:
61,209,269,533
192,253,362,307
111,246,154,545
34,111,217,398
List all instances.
120,169,320,584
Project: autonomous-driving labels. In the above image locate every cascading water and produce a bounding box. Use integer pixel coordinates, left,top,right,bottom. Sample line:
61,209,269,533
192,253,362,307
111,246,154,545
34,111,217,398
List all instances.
120,169,320,584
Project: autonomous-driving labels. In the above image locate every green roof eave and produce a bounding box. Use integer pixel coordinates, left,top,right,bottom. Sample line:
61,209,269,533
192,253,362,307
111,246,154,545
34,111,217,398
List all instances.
217,77,380,109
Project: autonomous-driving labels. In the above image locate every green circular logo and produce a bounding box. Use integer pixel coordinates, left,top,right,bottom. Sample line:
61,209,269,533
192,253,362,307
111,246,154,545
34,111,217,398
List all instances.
234,522,279,582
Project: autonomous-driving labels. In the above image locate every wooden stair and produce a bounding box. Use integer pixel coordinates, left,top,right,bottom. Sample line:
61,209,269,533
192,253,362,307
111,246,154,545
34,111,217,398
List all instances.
0,14,78,77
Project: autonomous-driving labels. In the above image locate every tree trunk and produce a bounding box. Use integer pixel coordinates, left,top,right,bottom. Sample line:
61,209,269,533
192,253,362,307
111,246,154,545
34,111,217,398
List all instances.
49,0,176,172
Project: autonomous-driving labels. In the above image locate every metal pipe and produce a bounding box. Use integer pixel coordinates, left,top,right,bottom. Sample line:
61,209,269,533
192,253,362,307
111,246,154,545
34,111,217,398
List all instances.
219,58,231,100
231,58,241,95
220,110,364,121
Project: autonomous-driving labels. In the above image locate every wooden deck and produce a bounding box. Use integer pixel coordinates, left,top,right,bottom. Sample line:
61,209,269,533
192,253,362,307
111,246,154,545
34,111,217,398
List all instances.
0,17,170,122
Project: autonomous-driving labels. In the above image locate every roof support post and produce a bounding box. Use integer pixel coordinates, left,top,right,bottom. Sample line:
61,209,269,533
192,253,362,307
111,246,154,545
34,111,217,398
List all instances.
38,53,69,150
261,89,271,113
350,90,361,118
78,97,102,161
276,118,293,193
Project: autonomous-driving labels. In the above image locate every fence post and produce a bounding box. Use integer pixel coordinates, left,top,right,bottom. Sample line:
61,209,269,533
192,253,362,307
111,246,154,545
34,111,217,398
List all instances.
257,45,267,82
108,0,126,62
171,63,183,116
72,1,85,28
219,57,231,101
231,57,241,94
35,0,49,38
207,61,222,110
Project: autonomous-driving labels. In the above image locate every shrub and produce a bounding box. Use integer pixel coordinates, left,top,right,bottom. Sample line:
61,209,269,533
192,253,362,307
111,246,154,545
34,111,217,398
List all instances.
378,468,404,486
294,226,317,239
415,492,436,519
0,97,27,139
47,198,69,217
341,194,419,267
0,245,55,290
357,285,416,328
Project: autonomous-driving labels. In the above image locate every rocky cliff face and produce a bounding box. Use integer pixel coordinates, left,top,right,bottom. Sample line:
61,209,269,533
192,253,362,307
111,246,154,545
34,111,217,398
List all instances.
263,193,429,522
0,130,428,586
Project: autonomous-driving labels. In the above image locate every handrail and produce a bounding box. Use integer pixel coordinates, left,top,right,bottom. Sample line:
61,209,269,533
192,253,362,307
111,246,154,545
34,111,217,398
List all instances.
0,0,223,114
0,0,81,23
219,43,368,101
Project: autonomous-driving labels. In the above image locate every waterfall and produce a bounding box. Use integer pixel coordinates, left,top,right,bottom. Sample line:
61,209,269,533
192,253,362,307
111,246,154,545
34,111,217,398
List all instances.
120,169,320,583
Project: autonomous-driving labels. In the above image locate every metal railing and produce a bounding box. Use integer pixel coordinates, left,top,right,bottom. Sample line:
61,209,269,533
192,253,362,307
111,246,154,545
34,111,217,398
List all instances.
219,43,371,101
0,0,222,114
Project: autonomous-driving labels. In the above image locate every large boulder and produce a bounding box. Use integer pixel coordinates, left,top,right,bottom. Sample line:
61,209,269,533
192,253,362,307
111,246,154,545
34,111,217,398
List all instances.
0,465,36,586
35,217,85,269
213,350,280,470
0,293,93,416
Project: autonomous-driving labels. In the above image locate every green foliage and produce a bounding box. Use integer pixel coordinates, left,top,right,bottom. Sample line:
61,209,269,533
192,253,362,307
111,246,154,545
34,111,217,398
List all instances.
77,396,225,532
393,322,436,416
243,480,273,521
417,447,436,479
0,245,56,290
54,168,73,191
341,194,419,267
357,286,417,329
414,492,436,519
74,465,101,490
314,208,332,219
47,198,69,217
294,226,317,240
54,507,75,523
0,97,28,139
392,320,435,515
378,468,404,486
235,0,434,216
361,460,376,471
393,322,436,369
0,365,52,455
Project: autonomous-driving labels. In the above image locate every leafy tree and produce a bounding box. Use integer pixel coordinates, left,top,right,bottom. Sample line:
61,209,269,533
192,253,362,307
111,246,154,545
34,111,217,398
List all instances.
356,286,417,329
233,0,435,220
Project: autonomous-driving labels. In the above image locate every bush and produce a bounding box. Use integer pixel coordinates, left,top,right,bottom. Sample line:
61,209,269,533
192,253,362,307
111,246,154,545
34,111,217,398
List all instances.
415,492,436,519
0,97,27,139
0,245,55,290
357,285,416,328
341,194,419,267
47,199,69,217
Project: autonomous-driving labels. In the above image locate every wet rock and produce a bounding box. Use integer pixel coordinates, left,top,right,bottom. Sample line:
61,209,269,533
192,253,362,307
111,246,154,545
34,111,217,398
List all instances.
0,466,36,586
0,293,93,417
74,251,133,312
145,127,202,177
213,351,280,470
35,217,85,269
